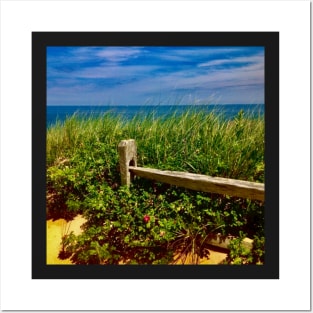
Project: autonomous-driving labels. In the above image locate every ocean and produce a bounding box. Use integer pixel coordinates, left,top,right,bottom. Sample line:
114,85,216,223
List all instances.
47,104,264,127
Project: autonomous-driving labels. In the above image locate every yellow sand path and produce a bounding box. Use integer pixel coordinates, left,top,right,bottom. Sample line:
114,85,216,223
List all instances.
46,215,86,264
47,215,227,265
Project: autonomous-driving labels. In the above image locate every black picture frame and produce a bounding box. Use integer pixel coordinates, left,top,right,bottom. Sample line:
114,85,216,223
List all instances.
32,32,279,279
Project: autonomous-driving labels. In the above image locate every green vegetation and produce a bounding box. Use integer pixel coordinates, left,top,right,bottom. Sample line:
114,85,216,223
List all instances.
47,107,265,264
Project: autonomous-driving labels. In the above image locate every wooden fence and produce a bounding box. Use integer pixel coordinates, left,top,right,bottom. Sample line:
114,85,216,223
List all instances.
118,139,264,252
118,139,264,202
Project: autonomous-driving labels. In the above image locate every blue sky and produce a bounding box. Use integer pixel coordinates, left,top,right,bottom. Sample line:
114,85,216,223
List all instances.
47,46,264,106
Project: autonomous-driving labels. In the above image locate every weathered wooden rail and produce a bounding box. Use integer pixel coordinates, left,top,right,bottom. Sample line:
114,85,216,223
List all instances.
118,139,264,202
118,139,264,252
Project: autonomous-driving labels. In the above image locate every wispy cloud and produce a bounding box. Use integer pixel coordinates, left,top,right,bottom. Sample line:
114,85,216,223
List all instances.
47,46,264,105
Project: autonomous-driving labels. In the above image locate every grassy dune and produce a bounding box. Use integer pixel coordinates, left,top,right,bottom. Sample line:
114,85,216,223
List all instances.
46,107,265,265
47,108,264,182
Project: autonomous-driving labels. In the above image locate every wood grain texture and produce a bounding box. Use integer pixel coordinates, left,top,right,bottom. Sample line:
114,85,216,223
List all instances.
118,139,137,186
129,166,264,201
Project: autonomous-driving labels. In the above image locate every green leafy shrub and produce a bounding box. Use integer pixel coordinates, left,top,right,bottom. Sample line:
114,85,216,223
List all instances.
47,108,265,264
223,233,265,265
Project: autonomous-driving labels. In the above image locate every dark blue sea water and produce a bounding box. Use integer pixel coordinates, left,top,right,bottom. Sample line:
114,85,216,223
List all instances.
47,104,264,128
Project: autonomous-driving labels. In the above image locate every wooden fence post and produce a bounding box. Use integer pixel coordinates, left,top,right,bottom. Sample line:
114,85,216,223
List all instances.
118,139,264,201
118,139,137,186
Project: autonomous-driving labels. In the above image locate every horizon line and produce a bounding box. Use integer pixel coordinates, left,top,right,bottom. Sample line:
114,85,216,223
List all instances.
47,103,264,107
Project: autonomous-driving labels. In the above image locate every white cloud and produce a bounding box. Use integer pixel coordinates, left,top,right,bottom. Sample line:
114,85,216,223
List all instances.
198,54,264,68
95,47,144,62
73,64,157,79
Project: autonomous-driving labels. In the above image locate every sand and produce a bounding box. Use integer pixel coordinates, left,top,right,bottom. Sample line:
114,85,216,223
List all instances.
46,215,86,264
46,215,227,265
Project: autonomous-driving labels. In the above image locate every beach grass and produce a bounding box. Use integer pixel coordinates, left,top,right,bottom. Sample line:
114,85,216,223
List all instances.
47,107,264,182
46,106,265,264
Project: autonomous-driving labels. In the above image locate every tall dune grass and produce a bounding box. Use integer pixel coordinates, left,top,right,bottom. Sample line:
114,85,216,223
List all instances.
47,106,265,264
47,107,264,183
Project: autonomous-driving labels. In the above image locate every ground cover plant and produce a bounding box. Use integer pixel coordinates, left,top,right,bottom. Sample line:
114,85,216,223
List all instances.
46,107,265,264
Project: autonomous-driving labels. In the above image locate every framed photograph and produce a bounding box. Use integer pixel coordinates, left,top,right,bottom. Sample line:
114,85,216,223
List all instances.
32,31,279,279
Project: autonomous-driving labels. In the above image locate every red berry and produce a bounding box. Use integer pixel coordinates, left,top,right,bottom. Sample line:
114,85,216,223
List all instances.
143,215,150,223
